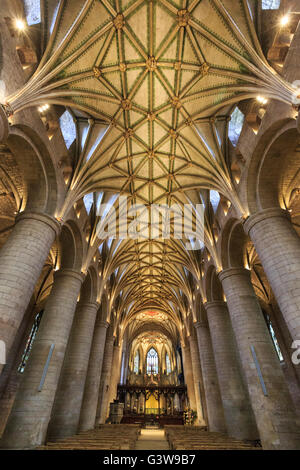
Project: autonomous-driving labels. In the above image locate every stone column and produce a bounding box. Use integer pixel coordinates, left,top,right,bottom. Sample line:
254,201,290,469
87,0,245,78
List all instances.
244,209,300,342
0,297,36,437
78,317,109,432
188,335,206,425
181,345,197,412
107,343,122,407
0,269,84,449
0,212,60,370
96,327,115,424
123,351,129,384
219,268,300,450
0,105,9,143
194,321,227,433
47,301,99,440
205,301,258,440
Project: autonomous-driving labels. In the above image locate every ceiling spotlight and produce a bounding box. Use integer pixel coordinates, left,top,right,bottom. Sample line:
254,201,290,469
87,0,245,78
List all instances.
280,15,289,27
15,19,26,31
256,96,268,105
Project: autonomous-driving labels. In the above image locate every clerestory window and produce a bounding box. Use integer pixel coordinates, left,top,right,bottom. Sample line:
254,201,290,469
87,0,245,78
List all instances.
262,0,281,10
18,310,43,373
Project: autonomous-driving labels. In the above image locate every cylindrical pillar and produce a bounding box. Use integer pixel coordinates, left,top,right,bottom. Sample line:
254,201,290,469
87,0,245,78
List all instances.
0,212,60,370
188,335,206,425
0,105,9,143
219,268,300,450
0,297,36,437
96,327,115,424
107,343,122,407
205,301,258,440
78,317,109,432
181,345,197,412
0,269,84,449
47,301,99,440
194,321,227,433
244,209,300,341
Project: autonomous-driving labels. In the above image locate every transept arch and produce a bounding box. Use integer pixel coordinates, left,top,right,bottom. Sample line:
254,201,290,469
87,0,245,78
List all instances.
247,120,300,213
7,125,58,214
59,220,83,272
220,218,248,269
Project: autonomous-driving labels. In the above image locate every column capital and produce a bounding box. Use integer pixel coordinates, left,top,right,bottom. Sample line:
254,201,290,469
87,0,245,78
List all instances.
54,268,85,283
16,211,61,236
244,208,290,235
194,319,209,329
98,320,109,329
204,301,227,311
218,267,251,283
0,104,9,143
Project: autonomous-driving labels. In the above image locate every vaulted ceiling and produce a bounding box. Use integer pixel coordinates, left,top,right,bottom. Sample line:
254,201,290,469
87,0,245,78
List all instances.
5,0,295,340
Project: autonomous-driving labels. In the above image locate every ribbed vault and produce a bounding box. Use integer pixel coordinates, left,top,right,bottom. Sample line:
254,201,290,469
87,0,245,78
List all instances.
2,0,298,334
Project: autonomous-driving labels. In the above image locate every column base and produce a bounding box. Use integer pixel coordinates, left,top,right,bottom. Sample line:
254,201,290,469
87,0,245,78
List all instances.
0,105,9,143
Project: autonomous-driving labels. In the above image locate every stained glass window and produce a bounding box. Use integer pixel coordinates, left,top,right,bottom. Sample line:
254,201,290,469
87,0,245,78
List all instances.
18,310,43,373
146,347,158,374
166,353,171,374
134,351,139,373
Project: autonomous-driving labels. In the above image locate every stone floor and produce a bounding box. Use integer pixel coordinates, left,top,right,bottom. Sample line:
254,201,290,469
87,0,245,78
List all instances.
135,429,170,450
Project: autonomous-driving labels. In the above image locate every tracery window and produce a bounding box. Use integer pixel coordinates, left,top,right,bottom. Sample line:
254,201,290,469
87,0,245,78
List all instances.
228,107,245,146
18,310,43,373
146,347,158,374
134,351,139,374
166,353,171,374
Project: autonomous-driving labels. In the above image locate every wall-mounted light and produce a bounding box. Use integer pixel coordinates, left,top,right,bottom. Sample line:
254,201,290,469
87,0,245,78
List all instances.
15,19,26,31
38,104,50,113
280,15,289,27
256,96,268,106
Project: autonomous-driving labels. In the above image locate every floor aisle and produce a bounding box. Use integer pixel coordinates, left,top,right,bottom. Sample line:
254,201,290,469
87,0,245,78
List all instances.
135,429,170,450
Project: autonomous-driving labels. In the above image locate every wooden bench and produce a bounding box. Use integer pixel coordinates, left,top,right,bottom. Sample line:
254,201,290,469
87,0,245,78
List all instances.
37,424,141,450
164,426,261,451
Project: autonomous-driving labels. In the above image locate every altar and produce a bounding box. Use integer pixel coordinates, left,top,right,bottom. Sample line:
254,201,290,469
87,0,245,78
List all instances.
116,383,187,426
